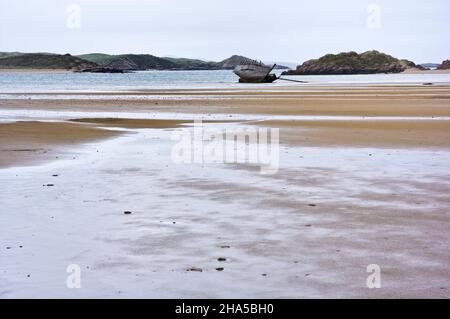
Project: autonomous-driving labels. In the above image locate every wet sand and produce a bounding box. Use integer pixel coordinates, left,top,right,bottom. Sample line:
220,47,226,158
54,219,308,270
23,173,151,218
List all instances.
0,121,121,168
2,85,450,118
70,118,238,128
1,84,450,298
402,69,450,74
70,117,450,148
257,119,450,148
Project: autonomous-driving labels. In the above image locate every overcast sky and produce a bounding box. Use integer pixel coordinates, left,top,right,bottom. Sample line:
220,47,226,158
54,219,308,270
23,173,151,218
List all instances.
0,0,449,64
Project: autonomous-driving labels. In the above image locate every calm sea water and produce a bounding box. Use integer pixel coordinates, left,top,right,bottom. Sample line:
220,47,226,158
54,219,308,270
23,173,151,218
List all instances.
1,70,450,93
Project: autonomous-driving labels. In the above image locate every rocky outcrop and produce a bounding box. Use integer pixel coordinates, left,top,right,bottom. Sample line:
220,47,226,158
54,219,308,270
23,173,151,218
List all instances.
282,51,423,75
103,57,139,71
73,66,126,73
437,60,450,70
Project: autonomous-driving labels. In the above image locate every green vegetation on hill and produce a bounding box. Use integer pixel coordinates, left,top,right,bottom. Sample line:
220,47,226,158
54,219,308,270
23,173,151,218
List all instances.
216,55,257,69
163,57,218,70
77,54,177,70
79,54,219,70
216,55,289,70
1,51,289,72
0,52,26,59
76,53,113,64
76,53,263,70
115,54,177,70
0,53,97,69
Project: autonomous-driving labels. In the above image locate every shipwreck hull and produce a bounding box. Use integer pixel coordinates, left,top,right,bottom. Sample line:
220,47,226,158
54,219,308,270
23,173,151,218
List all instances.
238,74,278,83
234,64,277,83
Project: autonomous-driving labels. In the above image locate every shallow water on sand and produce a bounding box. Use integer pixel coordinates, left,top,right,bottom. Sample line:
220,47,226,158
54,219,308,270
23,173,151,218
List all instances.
1,123,450,298
1,70,450,93
1,109,450,123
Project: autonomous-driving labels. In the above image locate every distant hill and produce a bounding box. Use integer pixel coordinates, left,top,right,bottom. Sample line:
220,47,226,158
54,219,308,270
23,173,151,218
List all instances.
1,51,289,72
0,52,27,59
77,54,177,70
264,61,295,69
213,55,289,70
76,53,113,64
79,54,216,70
163,57,218,70
79,53,253,70
78,53,275,71
102,56,140,70
420,63,440,69
215,55,258,69
0,53,97,70
282,50,425,75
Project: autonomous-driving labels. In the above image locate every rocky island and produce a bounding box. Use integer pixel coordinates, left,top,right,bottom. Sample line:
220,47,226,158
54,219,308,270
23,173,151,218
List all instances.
282,50,426,75
437,60,450,70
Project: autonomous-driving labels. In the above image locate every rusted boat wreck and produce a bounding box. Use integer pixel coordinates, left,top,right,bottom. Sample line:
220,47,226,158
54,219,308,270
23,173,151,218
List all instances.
233,61,277,83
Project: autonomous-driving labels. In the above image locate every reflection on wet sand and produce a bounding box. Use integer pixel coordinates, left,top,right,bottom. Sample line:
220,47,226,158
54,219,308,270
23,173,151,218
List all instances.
1,84,450,298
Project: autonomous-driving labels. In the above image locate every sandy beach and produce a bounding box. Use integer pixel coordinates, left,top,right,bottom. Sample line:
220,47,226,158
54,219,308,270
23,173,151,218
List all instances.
1,83,450,298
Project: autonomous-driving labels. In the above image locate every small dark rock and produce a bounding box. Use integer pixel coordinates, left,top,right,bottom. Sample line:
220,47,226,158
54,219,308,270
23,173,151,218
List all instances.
216,267,224,272
123,211,132,215
217,257,227,262
308,204,317,207
187,267,203,272
75,67,126,74
220,245,231,249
